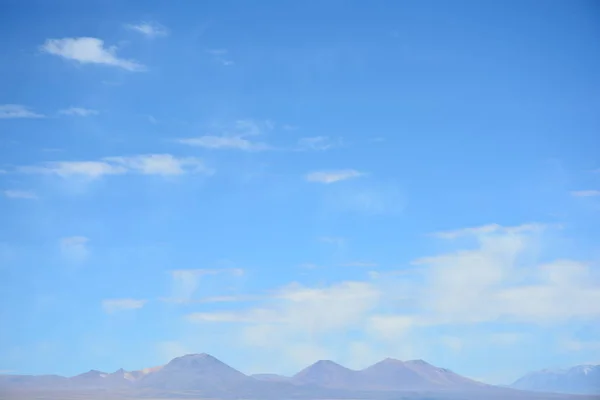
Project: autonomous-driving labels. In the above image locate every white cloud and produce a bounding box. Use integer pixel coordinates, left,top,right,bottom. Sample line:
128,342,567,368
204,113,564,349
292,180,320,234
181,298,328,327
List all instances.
430,223,547,239
105,154,212,176
571,190,600,197
0,104,44,119
3,190,37,199
176,223,600,371
126,22,168,37
178,136,269,151
60,236,89,263
41,37,145,71
305,169,364,184
22,161,127,178
59,107,99,117
102,298,147,314
191,281,381,334
20,154,212,179
178,119,273,151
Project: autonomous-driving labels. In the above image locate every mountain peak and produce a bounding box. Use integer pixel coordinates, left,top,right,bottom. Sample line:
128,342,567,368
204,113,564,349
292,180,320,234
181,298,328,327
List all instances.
165,353,221,368
292,358,358,388
314,359,343,367
372,357,404,366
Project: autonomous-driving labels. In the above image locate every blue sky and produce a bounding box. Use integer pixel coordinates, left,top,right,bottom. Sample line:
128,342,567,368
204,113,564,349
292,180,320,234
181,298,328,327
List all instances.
1,0,600,385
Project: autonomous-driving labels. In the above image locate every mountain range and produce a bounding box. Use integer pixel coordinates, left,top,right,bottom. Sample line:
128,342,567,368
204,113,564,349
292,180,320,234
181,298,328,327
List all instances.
0,353,598,400
510,364,600,395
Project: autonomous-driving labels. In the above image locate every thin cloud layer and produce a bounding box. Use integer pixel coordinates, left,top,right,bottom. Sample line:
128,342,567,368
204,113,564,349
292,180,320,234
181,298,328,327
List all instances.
571,190,600,197
0,104,44,119
3,190,38,199
19,154,212,179
59,236,89,264
297,136,340,151
167,268,245,303
59,107,99,116
41,37,145,71
102,298,147,314
178,136,270,151
178,119,272,151
305,169,364,183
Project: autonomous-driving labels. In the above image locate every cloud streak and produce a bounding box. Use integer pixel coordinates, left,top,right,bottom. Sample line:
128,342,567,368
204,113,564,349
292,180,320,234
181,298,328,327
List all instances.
59,107,99,117
0,104,44,119
305,169,364,184
3,190,38,199
20,154,213,179
178,119,272,151
571,190,600,197
126,22,168,37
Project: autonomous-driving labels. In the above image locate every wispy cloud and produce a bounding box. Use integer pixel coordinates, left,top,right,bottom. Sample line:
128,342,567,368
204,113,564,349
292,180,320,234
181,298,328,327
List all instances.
104,154,212,176
571,190,600,197
305,169,364,184
3,190,37,199
102,298,147,314
430,223,548,239
20,154,212,179
41,37,145,71
178,119,272,151
297,136,341,151
126,21,168,37
207,49,234,66
178,136,269,151
166,268,244,302
0,104,44,119
60,236,89,263
59,107,99,117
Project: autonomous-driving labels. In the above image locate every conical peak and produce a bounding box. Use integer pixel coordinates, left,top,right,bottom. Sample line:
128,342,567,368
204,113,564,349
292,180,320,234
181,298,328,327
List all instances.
314,359,340,366
170,353,217,362
181,353,213,359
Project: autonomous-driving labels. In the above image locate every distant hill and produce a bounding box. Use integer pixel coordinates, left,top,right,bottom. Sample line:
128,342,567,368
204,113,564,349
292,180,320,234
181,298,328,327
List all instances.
511,364,600,395
1,353,596,400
